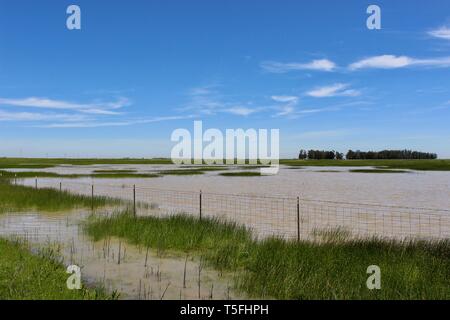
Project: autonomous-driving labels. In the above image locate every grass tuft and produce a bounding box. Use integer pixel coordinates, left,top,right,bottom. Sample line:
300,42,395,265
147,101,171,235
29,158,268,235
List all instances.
159,169,205,175
0,239,117,300
349,169,408,174
220,172,261,177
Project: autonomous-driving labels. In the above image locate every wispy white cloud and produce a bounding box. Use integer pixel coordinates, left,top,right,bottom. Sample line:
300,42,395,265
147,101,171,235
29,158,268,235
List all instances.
0,110,89,122
40,115,195,128
181,86,263,117
0,97,130,115
224,106,258,116
349,55,412,70
269,95,365,117
428,26,450,40
349,55,450,70
271,95,299,103
306,83,360,98
180,86,226,115
261,59,336,73
275,105,296,117
270,95,299,117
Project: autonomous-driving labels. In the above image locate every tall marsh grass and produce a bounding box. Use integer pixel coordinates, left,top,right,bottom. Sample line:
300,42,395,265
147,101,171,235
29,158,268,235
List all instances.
0,239,117,300
85,212,450,299
0,179,117,213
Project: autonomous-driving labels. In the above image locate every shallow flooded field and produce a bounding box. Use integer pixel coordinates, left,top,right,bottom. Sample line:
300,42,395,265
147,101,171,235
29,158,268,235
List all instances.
0,211,241,300
11,164,450,241
12,164,450,208
2,164,450,299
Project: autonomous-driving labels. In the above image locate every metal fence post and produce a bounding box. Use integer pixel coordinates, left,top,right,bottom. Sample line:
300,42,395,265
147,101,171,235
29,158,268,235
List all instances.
91,184,94,213
297,196,300,242
133,184,136,217
199,190,202,220
35,177,37,189
59,182,62,192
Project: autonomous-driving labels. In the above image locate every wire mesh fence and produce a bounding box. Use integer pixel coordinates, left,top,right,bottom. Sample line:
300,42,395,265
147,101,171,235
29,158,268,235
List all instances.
22,178,450,241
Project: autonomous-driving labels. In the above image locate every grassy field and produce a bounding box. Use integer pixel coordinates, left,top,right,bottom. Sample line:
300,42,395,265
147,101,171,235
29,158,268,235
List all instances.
0,179,116,214
0,170,159,179
281,159,450,171
85,213,450,299
2,157,450,171
0,239,116,300
0,157,173,168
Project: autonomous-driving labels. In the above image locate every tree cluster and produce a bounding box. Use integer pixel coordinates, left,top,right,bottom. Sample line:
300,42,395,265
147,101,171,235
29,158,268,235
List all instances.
345,149,437,160
298,149,437,160
298,149,344,160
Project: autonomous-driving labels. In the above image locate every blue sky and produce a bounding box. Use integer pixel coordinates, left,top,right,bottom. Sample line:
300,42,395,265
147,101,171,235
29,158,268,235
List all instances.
1,0,450,158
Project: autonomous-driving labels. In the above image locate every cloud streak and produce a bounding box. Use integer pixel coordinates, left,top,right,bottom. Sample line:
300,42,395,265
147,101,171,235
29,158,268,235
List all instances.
261,59,336,73
306,83,360,98
349,55,450,70
0,97,130,115
181,86,264,117
271,95,299,117
0,110,90,122
428,26,450,40
40,115,195,128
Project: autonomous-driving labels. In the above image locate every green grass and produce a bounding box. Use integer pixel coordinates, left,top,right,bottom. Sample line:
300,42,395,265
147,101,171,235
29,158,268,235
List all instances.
0,163,56,169
90,173,160,178
0,170,159,179
0,179,116,214
85,214,252,268
2,158,450,171
177,166,228,171
0,238,116,300
349,169,408,174
280,159,450,171
220,171,261,177
0,157,173,168
92,169,137,173
85,213,450,299
241,237,450,299
159,169,205,175
0,170,65,178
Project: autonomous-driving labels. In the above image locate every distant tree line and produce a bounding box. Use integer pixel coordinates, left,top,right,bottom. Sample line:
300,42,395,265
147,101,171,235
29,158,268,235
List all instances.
345,149,437,160
298,150,344,160
299,149,437,160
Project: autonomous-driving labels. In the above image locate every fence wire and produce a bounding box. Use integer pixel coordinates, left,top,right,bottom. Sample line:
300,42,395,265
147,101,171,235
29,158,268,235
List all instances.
22,179,450,241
